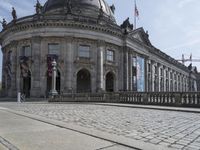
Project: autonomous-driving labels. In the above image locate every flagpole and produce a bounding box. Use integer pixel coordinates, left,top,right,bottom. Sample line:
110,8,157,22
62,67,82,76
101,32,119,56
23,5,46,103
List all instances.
134,0,136,29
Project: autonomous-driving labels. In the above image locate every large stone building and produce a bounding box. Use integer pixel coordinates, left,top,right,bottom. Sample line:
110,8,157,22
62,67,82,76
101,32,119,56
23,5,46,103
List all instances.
0,0,198,97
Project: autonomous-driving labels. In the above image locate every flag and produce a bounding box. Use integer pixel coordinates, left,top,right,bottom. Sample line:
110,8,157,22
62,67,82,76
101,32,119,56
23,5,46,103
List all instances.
134,0,139,29
135,3,139,18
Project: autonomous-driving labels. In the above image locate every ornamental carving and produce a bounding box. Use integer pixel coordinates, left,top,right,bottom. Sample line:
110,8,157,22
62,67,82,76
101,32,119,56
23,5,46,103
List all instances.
19,56,31,78
47,54,58,77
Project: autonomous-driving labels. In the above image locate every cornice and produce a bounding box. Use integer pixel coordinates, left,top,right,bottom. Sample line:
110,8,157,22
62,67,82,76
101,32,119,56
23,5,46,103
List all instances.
0,17,123,40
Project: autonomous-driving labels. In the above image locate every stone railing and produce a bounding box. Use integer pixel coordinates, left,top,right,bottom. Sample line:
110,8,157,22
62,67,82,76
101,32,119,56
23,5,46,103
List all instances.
49,92,200,107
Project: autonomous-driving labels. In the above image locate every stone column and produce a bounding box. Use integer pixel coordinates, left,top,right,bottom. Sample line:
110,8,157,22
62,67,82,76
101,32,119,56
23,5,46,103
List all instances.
146,60,151,92
124,48,129,91
151,62,155,92
144,59,148,92
163,66,166,92
97,40,105,92
50,59,58,97
1,48,6,95
173,72,176,92
158,64,162,92
183,76,186,92
65,38,73,93
10,43,18,97
151,60,154,92
157,63,161,92
31,36,41,97
129,53,133,91
16,44,21,95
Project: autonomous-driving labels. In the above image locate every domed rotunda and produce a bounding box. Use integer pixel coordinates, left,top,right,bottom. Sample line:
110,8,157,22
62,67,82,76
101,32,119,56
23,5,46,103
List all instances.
0,0,198,97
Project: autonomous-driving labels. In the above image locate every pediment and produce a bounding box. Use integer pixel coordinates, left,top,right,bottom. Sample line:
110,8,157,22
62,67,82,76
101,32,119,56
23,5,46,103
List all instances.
129,27,152,47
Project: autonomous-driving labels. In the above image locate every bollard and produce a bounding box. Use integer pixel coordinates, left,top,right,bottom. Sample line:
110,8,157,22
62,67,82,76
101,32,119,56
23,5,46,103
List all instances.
17,92,21,103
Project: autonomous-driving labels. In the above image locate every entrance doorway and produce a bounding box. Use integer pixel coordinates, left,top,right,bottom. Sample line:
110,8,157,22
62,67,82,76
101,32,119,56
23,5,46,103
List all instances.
22,71,31,98
106,72,115,92
77,69,91,93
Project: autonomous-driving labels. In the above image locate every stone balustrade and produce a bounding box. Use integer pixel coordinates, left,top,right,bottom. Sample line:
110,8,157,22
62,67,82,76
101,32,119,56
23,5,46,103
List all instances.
50,92,200,107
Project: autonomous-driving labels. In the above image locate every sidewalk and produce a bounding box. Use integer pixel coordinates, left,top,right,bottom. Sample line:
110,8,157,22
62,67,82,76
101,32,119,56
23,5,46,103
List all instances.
0,108,134,150
1,102,198,150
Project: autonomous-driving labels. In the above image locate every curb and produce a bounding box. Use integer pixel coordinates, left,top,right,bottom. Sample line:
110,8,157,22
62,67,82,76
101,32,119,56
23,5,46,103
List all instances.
93,103,200,114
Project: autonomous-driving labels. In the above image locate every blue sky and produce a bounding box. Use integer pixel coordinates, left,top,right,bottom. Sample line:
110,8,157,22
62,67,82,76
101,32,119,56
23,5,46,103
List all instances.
0,0,200,81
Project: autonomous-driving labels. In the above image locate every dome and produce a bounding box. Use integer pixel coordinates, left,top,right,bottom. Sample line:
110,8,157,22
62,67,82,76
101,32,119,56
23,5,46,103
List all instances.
43,0,116,23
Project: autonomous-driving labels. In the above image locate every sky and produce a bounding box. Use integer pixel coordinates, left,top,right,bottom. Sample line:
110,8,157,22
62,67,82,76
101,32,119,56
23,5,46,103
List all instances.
0,0,200,81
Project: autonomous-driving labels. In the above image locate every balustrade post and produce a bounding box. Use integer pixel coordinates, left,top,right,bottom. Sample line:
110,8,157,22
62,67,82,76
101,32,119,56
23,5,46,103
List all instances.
143,93,148,104
175,93,182,106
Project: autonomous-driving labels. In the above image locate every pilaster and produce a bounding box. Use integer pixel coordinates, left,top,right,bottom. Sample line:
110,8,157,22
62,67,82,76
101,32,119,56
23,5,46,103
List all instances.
97,40,105,92
123,47,129,91
31,36,41,97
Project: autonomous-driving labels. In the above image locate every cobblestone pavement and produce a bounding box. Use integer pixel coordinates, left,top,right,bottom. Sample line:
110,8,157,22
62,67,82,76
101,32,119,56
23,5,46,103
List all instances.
1,102,200,150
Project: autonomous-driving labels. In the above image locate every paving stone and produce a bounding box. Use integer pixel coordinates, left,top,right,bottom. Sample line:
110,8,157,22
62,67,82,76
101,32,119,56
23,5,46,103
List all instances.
183,146,200,150
170,144,185,149
1,102,200,150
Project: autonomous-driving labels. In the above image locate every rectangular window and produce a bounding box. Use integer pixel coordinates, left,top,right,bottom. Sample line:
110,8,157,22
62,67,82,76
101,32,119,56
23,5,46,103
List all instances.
154,66,158,75
132,57,137,91
165,70,168,78
148,63,151,73
160,68,163,76
48,44,59,55
136,56,145,92
106,50,114,62
78,45,90,58
22,46,31,57
132,57,136,67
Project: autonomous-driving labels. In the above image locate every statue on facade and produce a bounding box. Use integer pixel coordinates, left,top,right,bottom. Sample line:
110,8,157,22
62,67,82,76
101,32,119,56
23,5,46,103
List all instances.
35,0,42,15
110,4,115,14
121,17,133,30
19,56,30,78
64,0,72,14
120,17,133,34
98,6,104,22
12,7,17,21
146,30,149,38
0,18,7,29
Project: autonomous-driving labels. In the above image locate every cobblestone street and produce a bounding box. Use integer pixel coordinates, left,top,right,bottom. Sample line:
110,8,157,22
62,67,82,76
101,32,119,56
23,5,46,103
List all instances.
1,102,200,150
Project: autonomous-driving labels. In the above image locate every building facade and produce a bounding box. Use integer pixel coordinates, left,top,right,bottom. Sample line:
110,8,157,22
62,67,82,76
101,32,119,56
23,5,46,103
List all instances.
0,0,198,97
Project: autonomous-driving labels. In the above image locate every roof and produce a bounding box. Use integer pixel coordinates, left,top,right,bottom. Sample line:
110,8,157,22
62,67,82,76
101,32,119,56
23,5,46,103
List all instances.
43,0,116,23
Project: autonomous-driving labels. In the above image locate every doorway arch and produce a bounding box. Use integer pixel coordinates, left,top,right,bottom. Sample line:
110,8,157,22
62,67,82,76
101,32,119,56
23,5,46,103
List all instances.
106,72,115,92
77,69,91,93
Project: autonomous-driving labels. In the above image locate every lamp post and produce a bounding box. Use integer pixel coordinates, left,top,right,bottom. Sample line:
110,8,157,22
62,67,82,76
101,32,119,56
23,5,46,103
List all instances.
50,59,58,98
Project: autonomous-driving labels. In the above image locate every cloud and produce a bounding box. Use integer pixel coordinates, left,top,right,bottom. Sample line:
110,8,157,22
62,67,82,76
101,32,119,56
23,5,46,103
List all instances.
178,0,197,8
166,39,200,51
0,0,13,11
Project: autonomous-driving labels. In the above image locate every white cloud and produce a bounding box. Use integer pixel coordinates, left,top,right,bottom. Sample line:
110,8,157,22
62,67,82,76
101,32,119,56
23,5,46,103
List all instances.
166,39,200,51
178,0,197,8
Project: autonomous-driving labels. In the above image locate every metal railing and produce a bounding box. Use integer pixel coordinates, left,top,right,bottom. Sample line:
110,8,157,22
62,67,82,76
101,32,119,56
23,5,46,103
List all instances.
49,92,200,107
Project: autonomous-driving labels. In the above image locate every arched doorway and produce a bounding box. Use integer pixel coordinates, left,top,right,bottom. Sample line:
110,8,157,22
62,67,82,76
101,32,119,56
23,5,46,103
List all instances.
77,69,91,93
22,71,31,98
47,70,61,96
106,72,115,92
